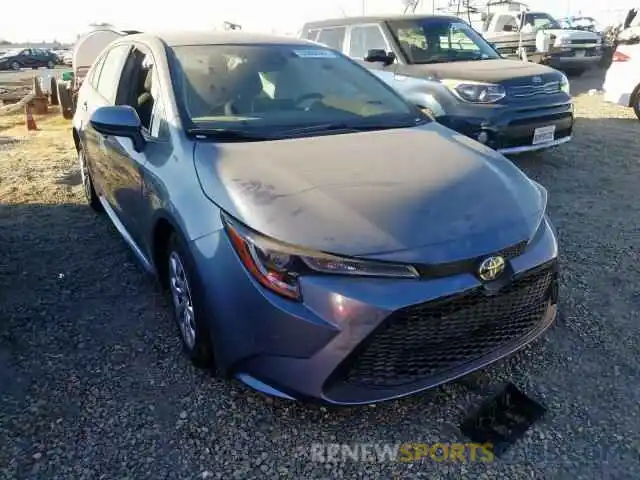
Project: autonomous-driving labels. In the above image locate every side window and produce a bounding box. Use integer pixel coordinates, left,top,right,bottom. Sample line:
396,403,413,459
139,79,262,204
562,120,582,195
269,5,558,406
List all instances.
89,53,107,87
95,45,130,103
316,27,347,51
117,47,164,136
495,15,518,32
348,25,388,58
306,29,320,41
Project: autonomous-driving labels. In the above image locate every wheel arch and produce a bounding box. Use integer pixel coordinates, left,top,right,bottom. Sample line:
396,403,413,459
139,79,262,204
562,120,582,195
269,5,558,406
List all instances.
629,82,640,109
150,211,184,287
72,127,81,151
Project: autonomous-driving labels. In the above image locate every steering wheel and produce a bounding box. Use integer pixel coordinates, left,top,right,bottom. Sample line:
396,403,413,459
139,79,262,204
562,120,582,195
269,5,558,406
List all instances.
295,92,324,110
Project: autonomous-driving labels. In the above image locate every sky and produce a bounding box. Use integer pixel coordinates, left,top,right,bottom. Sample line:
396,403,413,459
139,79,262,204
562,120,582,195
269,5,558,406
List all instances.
0,0,637,43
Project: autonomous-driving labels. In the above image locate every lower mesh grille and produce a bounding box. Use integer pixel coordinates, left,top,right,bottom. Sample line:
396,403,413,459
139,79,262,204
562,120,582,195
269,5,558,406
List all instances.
343,266,555,388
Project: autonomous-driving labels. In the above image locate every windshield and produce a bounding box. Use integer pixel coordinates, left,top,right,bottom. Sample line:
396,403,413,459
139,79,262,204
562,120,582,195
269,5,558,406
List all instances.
167,44,424,136
521,13,561,31
387,18,500,64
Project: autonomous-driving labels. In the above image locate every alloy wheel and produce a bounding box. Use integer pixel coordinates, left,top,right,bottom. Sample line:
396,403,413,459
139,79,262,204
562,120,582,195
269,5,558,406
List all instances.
168,251,197,350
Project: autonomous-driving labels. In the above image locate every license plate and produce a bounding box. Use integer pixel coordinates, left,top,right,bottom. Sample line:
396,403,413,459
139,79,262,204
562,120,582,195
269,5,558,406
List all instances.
532,125,555,145
575,50,585,57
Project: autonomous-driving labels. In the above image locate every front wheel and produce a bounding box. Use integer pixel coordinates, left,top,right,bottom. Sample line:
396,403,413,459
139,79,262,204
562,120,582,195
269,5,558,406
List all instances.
47,60,54,69
166,233,215,369
10,61,20,71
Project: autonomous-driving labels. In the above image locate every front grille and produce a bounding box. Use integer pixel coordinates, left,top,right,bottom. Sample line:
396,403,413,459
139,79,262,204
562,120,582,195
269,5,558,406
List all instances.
498,241,527,259
510,82,562,98
569,39,599,46
343,265,555,388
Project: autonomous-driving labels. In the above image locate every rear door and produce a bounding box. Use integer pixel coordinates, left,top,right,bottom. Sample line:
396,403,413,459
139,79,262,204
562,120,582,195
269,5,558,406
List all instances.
85,43,131,203
77,51,107,169
19,49,35,67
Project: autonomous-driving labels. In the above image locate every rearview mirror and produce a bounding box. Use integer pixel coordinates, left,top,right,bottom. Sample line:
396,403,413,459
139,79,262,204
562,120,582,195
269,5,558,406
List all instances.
90,105,145,152
364,49,396,66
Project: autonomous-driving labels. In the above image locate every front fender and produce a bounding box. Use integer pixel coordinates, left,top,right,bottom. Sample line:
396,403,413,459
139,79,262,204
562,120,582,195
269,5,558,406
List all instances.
361,64,451,116
389,73,452,117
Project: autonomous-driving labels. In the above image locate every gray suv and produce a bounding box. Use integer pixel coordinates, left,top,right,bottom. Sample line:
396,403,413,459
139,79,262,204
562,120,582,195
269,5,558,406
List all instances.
301,15,575,155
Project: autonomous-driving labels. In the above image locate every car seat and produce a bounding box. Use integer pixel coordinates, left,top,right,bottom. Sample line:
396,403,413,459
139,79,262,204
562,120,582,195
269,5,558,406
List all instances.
136,68,154,128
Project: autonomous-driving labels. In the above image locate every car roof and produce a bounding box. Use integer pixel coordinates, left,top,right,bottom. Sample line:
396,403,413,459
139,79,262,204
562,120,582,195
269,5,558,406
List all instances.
302,14,462,28
121,31,316,47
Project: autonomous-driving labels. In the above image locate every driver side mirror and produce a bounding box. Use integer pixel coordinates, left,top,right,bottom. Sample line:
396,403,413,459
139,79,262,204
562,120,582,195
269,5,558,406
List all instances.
365,49,396,66
90,105,146,153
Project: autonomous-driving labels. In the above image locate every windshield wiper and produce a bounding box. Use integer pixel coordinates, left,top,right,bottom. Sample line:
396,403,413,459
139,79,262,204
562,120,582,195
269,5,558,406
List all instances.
276,118,424,136
187,127,273,142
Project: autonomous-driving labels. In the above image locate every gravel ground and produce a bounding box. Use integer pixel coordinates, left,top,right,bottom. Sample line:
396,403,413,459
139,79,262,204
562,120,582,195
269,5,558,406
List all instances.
1,69,639,479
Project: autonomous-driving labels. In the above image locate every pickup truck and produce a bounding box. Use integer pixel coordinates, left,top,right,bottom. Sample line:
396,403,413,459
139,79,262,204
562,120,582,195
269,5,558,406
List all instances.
300,14,574,155
478,9,603,76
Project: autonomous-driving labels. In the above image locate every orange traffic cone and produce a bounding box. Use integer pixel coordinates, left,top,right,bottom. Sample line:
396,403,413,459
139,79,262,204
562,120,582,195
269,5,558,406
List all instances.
25,104,38,131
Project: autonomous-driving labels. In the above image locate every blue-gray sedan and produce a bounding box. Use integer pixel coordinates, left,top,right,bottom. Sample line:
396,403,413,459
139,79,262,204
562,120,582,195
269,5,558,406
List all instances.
72,32,559,405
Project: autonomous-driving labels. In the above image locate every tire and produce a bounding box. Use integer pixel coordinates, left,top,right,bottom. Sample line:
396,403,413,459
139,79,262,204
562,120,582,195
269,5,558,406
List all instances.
50,77,59,106
633,88,640,121
10,61,20,71
47,60,54,69
78,147,102,212
57,82,73,120
166,233,215,369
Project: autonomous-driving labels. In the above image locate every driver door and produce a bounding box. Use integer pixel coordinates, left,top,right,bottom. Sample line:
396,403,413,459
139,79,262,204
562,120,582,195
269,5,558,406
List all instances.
347,24,398,87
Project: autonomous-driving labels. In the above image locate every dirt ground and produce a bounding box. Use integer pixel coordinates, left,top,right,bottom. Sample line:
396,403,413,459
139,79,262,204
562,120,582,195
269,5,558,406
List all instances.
1,70,639,479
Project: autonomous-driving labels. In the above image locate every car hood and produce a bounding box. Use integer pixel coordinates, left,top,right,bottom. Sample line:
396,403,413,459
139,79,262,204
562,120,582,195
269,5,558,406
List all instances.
403,59,561,84
193,123,546,263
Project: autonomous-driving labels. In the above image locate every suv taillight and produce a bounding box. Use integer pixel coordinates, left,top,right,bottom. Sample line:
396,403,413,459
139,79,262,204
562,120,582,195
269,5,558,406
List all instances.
612,51,630,62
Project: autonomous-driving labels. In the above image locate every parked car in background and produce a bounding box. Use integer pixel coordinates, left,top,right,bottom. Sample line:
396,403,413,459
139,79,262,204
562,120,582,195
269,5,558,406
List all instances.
0,48,59,70
301,15,574,155
482,9,602,76
72,31,559,405
603,32,640,120
53,48,73,66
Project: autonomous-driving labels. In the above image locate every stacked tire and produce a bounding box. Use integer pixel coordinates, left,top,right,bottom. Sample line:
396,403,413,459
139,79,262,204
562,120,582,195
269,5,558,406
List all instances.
56,80,74,120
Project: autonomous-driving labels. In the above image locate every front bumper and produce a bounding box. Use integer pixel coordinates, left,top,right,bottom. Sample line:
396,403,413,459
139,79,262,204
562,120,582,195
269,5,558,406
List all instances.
191,216,559,405
543,47,602,69
437,99,574,155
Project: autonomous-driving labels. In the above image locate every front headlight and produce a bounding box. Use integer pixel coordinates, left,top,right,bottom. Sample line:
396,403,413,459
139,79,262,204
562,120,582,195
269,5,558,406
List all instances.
559,73,570,95
441,79,506,103
222,213,419,300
